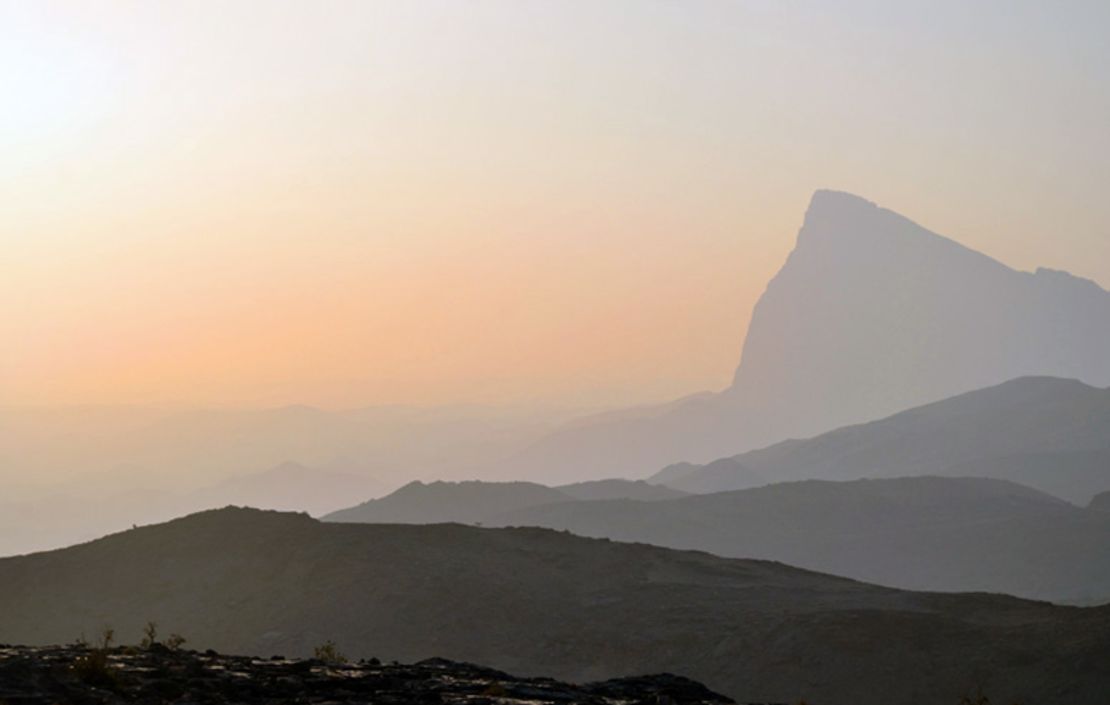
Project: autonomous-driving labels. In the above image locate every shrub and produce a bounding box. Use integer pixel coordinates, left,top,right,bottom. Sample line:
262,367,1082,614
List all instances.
71,626,119,690
483,682,507,697
141,621,158,649
165,633,187,650
313,640,347,664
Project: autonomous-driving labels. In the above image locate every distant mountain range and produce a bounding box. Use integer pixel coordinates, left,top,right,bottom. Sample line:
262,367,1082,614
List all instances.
5,191,1109,558
652,376,1110,504
2,507,1108,705
187,461,386,517
321,375,1110,602
324,478,683,524
325,473,1110,603
0,461,385,557
492,476,1110,604
497,191,1110,481
0,403,582,493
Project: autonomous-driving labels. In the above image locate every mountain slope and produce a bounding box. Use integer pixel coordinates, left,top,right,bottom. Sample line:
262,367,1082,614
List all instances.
494,476,1110,603
652,376,1110,503
324,479,688,524
556,478,688,501
1090,491,1110,512
652,458,768,494
1,507,1108,705
499,191,1110,482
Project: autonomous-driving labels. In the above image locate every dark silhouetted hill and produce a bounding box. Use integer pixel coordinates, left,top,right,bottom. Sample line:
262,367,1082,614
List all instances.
1,508,1108,705
651,376,1110,504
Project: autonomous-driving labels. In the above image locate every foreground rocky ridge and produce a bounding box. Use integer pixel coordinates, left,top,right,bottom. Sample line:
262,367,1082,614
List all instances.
0,644,732,705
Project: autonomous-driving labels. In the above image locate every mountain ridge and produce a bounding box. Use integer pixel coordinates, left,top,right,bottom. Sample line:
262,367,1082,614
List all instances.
327,474,1110,603
653,375,1110,504
323,478,685,524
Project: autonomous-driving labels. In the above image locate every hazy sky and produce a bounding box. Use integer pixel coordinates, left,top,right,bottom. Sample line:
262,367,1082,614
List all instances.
3,0,1108,409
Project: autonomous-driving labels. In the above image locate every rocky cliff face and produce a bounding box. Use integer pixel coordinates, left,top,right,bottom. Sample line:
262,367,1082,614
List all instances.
728,189,1110,443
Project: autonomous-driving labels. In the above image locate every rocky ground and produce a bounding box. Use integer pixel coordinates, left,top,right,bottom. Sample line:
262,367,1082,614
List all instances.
0,644,734,705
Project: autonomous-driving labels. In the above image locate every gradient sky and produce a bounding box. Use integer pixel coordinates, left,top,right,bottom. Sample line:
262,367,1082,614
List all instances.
3,0,1109,409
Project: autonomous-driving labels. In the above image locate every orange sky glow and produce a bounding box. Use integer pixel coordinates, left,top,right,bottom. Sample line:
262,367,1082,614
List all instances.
3,1,1108,409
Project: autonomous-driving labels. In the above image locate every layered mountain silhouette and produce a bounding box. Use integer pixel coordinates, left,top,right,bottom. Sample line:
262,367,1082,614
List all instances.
490,476,1110,603
325,473,1110,603
7,190,1109,557
0,401,580,556
324,478,683,524
0,402,582,507
0,461,387,557
2,508,1108,705
499,191,1110,481
653,376,1110,504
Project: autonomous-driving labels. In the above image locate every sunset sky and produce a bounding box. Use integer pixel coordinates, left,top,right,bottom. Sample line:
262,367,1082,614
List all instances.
4,0,1109,409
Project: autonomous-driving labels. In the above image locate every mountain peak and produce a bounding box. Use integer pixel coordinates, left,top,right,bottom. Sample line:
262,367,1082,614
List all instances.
804,189,880,224
795,189,977,260
726,191,1110,446
490,191,1110,481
